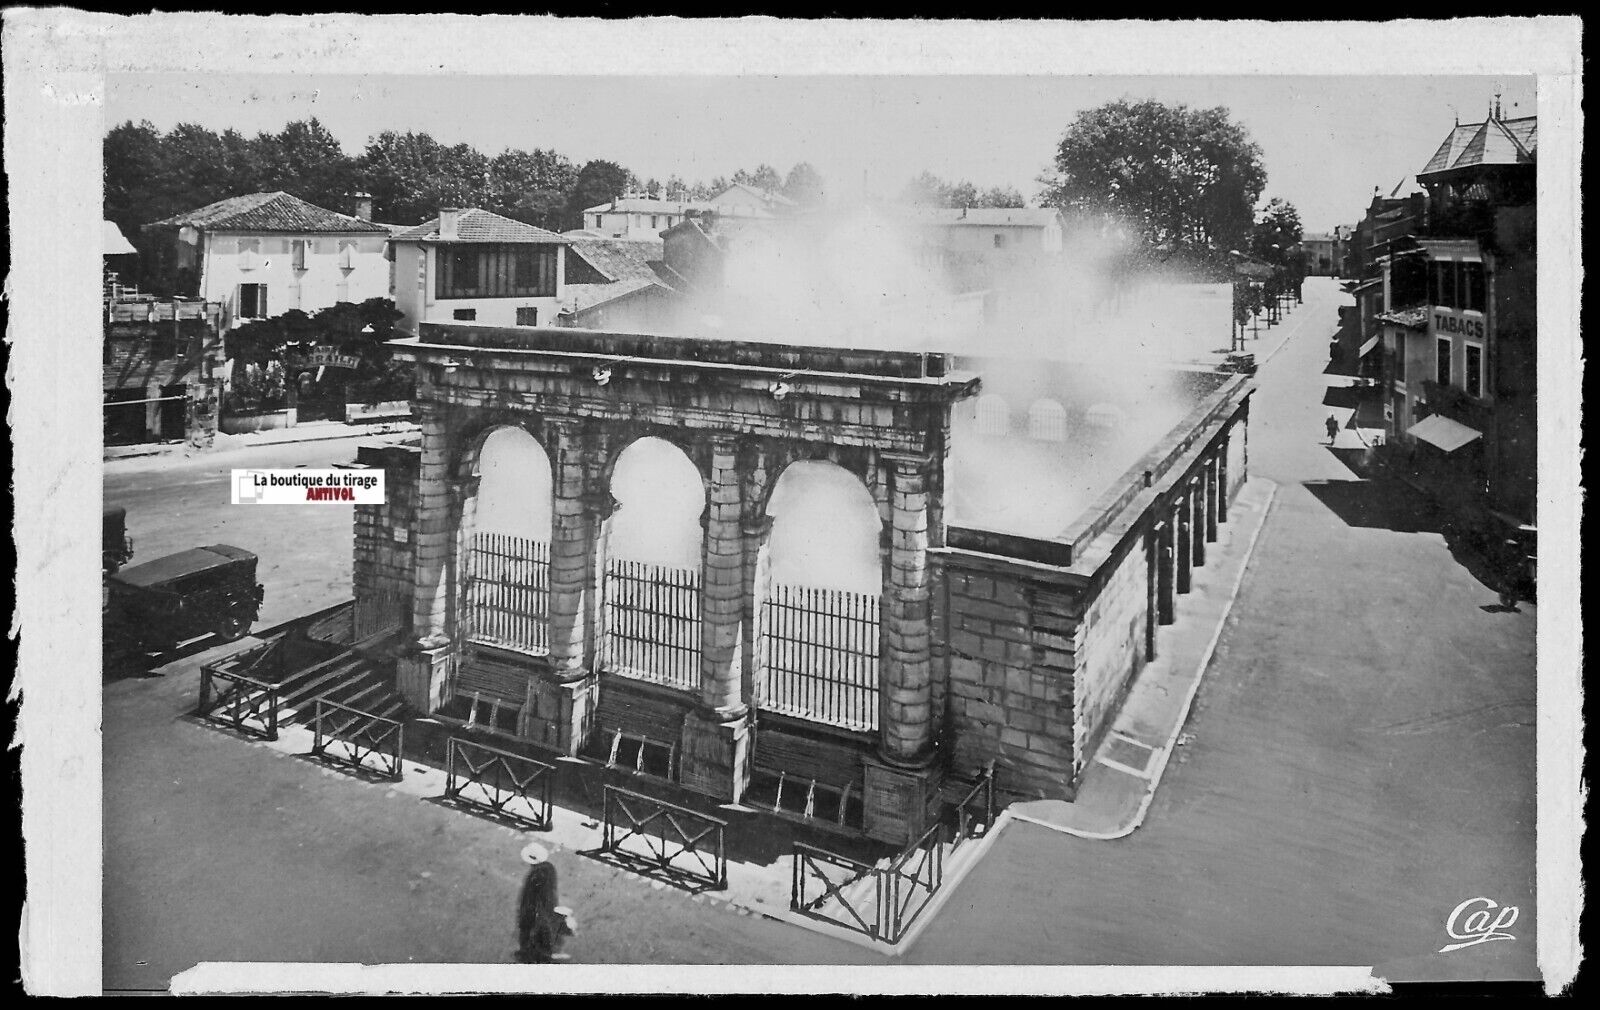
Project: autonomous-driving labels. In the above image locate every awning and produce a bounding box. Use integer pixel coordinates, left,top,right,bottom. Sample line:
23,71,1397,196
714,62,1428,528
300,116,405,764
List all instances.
1410,414,1482,453
1359,336,1380,357
1416,238,1483,263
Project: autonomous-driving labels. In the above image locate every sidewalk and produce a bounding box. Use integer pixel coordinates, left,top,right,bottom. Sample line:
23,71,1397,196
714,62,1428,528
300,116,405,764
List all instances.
1007,476,1279,839
104,418,419,461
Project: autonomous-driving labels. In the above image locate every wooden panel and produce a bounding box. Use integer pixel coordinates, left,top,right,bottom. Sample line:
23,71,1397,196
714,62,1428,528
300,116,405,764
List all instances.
752,728,866,790
595,678,688,743
457,646,537,703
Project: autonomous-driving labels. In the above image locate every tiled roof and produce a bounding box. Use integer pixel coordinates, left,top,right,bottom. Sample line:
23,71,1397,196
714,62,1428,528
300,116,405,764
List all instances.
390,208,570,244
1419,116,1537,179
562,278,666,315
150,192,390,234
584,197,712,216
1420,123,1480,176
565,238,666,285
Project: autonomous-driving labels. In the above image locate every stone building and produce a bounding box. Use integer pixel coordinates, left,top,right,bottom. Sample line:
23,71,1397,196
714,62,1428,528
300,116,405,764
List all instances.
351,313,1251,844
103,295,226,448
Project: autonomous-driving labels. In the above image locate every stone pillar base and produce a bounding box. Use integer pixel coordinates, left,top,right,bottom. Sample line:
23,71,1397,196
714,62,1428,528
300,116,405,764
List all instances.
522,670,598,757
397,641,454,714
862,756,941,846
677,709,753,804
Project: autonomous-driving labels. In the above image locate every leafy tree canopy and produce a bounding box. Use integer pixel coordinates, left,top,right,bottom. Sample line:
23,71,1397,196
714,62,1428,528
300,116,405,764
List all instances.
1042,99,1266,254
898,171,1026,209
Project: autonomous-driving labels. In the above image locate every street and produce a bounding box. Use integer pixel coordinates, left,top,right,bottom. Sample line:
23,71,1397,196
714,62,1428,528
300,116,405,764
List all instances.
101,279,1536,986
901,278,1537,978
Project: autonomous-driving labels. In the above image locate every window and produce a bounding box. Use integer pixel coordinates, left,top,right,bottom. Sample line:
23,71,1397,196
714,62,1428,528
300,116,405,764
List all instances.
651,215,659,229
238,283,267,319
453,308,477,321
976,394,1011,436
1436,337,1452,387
1393,332,1406,381
516,307,538,326
236,238,260,256
1027,399,1068,441
290,239,309,271
592,215,602,230
1437,261,1456,308
436,244,557,299
1463,262,1485,311
993,233,1008,249
1465,343,1482,397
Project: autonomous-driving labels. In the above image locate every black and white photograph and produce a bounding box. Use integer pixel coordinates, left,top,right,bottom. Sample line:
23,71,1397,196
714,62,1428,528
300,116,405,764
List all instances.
5,13,1583,997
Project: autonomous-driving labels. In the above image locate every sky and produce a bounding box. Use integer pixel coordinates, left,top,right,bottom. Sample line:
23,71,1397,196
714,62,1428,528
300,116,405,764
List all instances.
105,72,1534,232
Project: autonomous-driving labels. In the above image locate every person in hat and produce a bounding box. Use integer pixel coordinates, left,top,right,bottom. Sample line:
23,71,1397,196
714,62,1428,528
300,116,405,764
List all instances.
516,843,576,963
1325,414,1340,445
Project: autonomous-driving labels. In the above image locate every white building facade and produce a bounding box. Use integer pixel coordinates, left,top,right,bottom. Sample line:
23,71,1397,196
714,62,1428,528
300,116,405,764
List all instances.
389,208,570,335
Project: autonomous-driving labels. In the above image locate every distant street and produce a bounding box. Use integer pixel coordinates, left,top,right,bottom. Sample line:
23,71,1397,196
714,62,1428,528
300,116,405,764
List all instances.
104,436,398,629
902,277,1537,978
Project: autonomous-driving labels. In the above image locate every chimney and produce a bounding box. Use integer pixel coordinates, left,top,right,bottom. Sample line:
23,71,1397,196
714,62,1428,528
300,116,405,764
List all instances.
439,208,461,240
353,192,373,221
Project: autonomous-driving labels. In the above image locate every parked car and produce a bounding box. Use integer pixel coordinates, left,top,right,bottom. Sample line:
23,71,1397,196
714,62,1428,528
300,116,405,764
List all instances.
1221,352,1257,375
105,545,264,654
103,505,134,574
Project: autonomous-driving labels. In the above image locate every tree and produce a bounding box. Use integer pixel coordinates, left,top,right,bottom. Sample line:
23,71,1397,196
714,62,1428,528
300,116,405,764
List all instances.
486,147,578,230
563,159,634,229
899,170,949,206
255,118,355,211
781,162,826,207
1042,99,1266,253
732,164,783,194
975,185,1026,209
664,175,689,201
358,130,490,225
103,120,172,236
1249,197,1304,262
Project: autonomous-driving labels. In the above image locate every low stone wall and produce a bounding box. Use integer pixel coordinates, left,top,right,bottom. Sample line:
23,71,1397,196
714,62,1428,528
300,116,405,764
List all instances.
1071,532,1151,782
346,400,413,423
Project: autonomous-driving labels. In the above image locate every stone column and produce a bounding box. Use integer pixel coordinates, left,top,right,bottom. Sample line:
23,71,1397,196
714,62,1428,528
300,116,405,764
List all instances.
1174,498,1192,596
1189,476,1207,569
1156,517,1176,625
741,515,774,710
879,452,935,766
680,435,753,803
545,419,594,679
864,452,939,845
398,403,456,713
1204,457,1219,544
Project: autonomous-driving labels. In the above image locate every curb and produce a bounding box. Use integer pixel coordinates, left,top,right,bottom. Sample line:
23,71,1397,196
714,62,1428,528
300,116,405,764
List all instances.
1012,479,1281,843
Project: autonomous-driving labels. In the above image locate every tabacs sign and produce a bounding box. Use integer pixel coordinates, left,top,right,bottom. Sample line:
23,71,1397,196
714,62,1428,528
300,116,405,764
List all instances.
1430,308,1486,341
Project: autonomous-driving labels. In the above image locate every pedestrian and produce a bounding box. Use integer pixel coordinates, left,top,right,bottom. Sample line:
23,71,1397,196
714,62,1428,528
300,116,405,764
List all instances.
1325,414,1339,444
515,843,576,964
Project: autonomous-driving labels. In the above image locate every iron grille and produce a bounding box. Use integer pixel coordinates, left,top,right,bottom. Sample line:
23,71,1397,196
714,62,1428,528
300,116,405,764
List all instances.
761,583,880,732
464,532,550,654
604,559,700,692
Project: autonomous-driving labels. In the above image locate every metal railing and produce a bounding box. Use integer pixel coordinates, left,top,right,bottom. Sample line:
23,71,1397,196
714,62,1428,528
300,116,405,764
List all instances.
464,533,550,654
196,664,281,741
952,763,996,852
354,589,409,641
598,784,727,892
792,843,885,940
310,696,405,780
444,736,555,830
882,822,944,941
761,584,879,731
604,560,700,692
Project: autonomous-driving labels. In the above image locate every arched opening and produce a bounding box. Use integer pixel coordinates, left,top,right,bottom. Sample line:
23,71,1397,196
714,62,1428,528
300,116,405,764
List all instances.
463,426,554,657
976,393,1012,437
604,436,705,691
760,460,881,731
1028,398,1068,441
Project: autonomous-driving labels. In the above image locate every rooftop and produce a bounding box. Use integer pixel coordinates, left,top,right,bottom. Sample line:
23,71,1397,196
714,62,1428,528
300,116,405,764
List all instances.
390,208,571,244
890,207,1061,228
1419,115,1537,179
149,192,390,234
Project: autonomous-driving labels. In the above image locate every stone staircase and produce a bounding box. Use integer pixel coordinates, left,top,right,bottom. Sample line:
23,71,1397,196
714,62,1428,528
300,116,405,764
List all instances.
274,636,410,729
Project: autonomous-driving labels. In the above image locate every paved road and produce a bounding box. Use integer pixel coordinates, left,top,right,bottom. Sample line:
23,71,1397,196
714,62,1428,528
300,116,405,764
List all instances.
902,277,1538,980
105,436,400,629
